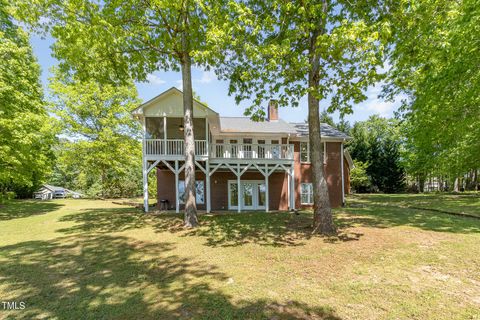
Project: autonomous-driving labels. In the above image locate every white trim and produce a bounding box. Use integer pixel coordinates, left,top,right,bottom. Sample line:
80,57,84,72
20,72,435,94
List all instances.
142,117,149,213
227,180,267,211
163,113,167,154
290,166,295,210
300,141,310,163
175,160,179,213
206,159,211,213
299,141,327,164
300,183,314,205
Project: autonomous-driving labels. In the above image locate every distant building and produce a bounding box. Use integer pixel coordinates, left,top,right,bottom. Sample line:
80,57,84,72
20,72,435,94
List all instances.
33,185,83,200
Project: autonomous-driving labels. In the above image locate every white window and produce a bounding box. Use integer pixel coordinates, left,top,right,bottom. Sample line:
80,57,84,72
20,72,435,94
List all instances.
301,183,313,205
178,180,205,204
300,142,309,163
300,142,327,164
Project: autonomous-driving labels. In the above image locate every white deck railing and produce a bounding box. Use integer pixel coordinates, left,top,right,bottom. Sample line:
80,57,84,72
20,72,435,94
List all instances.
144,140,294,160
210,143,293,160
144,139,208,156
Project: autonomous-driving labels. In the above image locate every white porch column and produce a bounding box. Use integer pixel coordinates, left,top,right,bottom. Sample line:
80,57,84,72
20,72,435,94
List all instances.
287,171,291,210
341,141,345,205
142,116,149,213
205,117,209,156
206,160,211,213
163,113,167,155
175,160,180,213
265,164,269,213
290,166,295,210
237,164,241,213
143,159,149,213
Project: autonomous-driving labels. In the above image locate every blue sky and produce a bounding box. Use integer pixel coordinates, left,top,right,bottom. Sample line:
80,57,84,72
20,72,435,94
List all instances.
31,35,401,124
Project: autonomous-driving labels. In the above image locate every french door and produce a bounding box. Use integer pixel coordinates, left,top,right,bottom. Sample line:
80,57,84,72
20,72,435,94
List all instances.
228,180,266,210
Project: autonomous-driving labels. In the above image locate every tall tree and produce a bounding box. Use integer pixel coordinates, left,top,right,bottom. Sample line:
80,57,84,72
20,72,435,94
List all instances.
49,71,142,198
386,0,479,187
215,0,388,234
348,116,405,193
0,1,55,197
17,0,228,226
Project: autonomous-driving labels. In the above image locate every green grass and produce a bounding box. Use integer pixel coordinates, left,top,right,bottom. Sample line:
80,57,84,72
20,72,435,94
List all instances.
0,194,479,319
349,193,480,217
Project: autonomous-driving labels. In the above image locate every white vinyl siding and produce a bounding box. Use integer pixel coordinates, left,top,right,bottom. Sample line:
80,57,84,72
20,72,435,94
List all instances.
300,183,313,205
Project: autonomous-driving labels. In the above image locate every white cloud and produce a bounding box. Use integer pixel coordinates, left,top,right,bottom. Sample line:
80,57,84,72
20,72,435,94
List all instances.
196,70,216,84
146,74,166,85
362,100,396,117
175,80,183,91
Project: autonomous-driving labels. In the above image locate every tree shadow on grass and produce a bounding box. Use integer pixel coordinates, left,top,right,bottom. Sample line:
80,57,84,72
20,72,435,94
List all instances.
0,235,341,319
57,207,149,234
0,200,64,221
180,212,320,247
336,205,480,234
57,208,327,247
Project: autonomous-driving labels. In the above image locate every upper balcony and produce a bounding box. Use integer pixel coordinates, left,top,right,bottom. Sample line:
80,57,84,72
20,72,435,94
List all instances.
144,139,294,161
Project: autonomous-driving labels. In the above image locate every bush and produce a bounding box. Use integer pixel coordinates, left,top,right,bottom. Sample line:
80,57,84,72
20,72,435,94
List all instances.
0,191,16,204
351,160,372,193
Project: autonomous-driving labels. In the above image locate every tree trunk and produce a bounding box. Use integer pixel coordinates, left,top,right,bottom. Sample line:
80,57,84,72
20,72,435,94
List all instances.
453,177,459,192
309,0,336,236
474,169,478,191
180,52,199,227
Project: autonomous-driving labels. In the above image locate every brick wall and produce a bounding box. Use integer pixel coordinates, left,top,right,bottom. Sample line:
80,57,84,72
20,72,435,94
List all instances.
156,141,349,211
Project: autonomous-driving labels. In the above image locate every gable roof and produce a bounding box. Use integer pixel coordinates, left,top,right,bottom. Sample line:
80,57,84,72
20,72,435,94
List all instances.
219,117,297,134
290,123,351,139
131,87,218,117
43,184,65,192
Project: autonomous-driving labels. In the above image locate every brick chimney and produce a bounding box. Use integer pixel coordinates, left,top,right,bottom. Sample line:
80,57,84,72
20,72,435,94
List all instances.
267,100,278,121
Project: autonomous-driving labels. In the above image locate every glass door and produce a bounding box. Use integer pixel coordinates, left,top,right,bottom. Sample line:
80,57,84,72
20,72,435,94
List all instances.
229,181,267,211
257,183,266,209
242,182,255,210
228,182,238,210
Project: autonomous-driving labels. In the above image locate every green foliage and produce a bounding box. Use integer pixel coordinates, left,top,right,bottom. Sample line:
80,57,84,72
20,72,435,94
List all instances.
348,116,405,193
15,0,228,84
213,0,389,119
49,72,142,198
387,0,479,183
350,160,371,193
0,1,56,197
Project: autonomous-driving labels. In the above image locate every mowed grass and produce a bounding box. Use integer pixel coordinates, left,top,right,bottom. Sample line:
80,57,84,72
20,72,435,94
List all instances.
0,194,479,320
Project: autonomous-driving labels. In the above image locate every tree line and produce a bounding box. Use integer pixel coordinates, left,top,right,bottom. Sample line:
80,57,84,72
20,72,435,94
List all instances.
1,0,478,234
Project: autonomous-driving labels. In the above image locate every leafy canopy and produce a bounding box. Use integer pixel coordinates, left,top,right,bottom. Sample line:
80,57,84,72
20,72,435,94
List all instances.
0,1,56,195
212,0,390,119
387,0,479,179
49,70,142,197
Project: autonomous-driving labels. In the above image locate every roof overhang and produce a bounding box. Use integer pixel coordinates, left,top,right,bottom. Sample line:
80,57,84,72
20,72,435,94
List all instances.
131,87,219,120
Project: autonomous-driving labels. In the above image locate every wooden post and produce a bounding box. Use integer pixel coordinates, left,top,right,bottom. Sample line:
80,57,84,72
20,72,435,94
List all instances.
175,160,179,213
206,159,211,213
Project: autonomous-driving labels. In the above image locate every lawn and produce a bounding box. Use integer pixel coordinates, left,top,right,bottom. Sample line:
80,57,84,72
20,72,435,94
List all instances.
0,194,479,320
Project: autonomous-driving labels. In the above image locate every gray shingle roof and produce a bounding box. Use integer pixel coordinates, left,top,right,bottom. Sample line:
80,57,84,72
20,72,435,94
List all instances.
44,184,66,192
219,117,298,134
290,122,351,139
